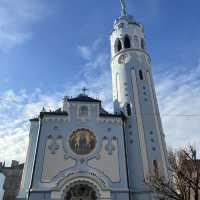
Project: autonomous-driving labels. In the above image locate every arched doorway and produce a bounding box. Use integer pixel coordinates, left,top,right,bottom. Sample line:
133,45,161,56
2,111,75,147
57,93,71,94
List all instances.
65,184,97,200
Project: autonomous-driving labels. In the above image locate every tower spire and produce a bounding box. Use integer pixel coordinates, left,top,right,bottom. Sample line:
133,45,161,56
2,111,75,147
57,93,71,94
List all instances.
119,0,127,16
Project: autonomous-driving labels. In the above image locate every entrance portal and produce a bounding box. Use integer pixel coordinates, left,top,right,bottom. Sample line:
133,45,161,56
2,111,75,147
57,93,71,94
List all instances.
65,184,97,200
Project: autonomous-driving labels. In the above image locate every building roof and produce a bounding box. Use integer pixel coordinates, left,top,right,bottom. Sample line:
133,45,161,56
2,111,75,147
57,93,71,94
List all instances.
67,94,101,103
30,117,39,122
0,163,24,170
40,109,68,118
31,94,123,119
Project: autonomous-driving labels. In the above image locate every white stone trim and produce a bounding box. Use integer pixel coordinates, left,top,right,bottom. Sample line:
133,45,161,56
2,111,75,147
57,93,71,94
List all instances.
52,174,111,200
43,116,68,122
51,191,62,200
116,73,121,103
131,69,149,180
97,118,122,124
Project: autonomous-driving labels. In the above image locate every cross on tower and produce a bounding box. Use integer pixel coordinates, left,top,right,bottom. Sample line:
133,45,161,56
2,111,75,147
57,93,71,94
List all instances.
81,87,88,96
119,0,127,16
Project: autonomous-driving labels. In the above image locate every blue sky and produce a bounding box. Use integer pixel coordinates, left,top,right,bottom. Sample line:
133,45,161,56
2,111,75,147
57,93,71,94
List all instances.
0,0,200,165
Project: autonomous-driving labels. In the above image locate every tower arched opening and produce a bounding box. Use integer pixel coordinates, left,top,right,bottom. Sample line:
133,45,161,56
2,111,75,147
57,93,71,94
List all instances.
139,70,144,80
115,38,122,53
141,38,145,49
126,103,132,116
124,35,131,49
134,35,139,48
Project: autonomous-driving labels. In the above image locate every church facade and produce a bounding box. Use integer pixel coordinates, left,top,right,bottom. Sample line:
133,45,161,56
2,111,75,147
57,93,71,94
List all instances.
17,1,168,200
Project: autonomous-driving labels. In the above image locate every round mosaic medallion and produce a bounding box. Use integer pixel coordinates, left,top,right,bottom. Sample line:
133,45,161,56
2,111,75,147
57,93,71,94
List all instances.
69,129,96,155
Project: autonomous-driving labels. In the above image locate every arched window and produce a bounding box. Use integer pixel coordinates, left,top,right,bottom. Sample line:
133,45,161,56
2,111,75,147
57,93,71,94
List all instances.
141,38,145,49
127,103,131,116
115,39,122,53
79,106,88,117
139,70,144,80
134,35,139,48
124,35,131,49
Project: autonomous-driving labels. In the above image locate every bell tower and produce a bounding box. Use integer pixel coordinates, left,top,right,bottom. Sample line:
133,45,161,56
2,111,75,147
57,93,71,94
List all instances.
110,1,168,199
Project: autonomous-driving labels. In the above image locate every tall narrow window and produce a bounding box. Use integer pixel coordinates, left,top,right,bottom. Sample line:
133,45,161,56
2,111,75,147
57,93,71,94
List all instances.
116,73,121,102
127,103,131,116
139,70,144,80
124,35,131,49
153,160,159,176
118,40,122,51
141,38,145,49
134,35,139,48
115,39,122,53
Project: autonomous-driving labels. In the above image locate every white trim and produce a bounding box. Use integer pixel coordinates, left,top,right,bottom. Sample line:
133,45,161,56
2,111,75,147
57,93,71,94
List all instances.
52,175,111,200
116,73,121,103
131,69,149,180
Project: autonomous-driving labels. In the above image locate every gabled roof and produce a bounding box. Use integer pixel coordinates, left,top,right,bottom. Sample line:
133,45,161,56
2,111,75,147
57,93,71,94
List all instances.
68,94,101,103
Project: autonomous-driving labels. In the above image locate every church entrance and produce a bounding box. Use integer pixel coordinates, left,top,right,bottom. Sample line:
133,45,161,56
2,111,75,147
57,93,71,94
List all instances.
65,184,97,200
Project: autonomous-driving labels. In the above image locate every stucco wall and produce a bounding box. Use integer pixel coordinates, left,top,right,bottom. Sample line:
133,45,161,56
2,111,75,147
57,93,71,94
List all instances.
28,101,129,199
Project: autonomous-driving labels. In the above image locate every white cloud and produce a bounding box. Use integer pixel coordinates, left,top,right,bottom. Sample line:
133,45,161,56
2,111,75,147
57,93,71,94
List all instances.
77,46,92,60
0,89,62,165
155,63,200,152
0,0,45,51
77,38,102,61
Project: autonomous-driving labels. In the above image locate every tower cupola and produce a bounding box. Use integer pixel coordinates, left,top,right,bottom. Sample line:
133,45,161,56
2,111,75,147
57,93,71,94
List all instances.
111,2,145,58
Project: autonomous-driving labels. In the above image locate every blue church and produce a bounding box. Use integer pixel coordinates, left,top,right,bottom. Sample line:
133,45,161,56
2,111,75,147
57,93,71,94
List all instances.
17,1,169,199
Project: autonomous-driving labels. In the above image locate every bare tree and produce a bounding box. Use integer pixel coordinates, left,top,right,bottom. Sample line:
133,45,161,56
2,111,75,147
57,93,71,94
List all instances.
150,146,200,200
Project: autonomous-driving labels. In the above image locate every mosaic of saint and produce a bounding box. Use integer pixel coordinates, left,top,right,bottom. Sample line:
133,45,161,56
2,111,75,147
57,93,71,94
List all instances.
69,129,96,155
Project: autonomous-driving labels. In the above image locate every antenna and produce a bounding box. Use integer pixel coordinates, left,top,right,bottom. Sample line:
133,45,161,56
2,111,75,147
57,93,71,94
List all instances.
120,0,127,16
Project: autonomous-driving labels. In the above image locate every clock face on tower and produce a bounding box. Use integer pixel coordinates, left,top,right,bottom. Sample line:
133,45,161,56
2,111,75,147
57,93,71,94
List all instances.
118,53,129,64
69,129,96,155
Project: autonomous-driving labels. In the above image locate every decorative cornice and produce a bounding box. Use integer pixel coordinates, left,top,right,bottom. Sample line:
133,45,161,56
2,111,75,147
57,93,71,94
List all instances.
99,113,122,118
40,111,68,118
112,48,151,63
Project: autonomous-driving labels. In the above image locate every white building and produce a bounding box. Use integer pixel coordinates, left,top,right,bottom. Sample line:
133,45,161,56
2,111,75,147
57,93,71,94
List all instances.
18,1,169,199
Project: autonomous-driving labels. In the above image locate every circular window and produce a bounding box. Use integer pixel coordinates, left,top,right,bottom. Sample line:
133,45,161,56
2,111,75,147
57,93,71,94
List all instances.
69,129,96,155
